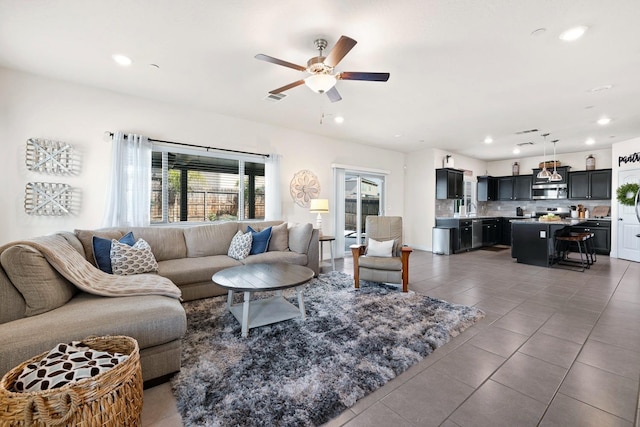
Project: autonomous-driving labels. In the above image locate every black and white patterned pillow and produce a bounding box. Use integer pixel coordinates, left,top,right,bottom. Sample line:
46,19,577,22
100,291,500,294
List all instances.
13,341,128,392
228,230,252,260
110,238,158,275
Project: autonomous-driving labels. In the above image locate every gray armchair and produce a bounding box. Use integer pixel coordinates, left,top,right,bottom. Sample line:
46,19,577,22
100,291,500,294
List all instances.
350,216,412,292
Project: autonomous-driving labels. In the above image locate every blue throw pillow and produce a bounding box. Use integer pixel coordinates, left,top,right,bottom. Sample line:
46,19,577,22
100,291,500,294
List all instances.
92,232,135,274
247,226,272,255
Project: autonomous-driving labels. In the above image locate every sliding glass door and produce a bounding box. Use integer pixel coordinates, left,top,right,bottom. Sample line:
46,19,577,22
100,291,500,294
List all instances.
343,173,385,254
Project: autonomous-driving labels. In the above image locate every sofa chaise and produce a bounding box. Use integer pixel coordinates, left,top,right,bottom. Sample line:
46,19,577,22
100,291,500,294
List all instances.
0,220,319,383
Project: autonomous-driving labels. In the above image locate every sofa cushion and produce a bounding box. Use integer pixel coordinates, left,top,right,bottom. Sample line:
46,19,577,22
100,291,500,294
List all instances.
241,251,308,267
228,231,252,260
288,223,313,254
268,222,289,252
128,227,187,261
157,256,242,286
93,232,135,274
0,292,186,381
75,229,125,266
0,245,77,317
247,226,272,255
358,255,402,271
111,238,159,276
183,222,238,257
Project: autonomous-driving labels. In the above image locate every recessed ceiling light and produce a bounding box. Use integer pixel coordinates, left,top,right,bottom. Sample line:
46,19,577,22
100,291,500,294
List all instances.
513,148,521,154
112,54,132,67
597,116,611,125
559,26,588,41
484,136,493,144
149,63,160,69
334,116,344,124
394,134,402,138
531,28,546,36
585,138,595,145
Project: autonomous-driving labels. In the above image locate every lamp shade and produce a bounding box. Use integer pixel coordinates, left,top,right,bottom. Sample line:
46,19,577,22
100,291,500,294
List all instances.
304,74,337,93
309,198,329,213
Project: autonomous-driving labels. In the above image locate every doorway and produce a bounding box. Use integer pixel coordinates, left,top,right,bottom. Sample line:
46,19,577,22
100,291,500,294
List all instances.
617,169,640,262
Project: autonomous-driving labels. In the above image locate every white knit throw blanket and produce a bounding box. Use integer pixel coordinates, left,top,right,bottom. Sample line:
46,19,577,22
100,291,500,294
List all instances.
12,234,182,300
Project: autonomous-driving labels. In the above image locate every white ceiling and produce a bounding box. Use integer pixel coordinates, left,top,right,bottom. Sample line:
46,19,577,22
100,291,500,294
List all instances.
1,0,639,161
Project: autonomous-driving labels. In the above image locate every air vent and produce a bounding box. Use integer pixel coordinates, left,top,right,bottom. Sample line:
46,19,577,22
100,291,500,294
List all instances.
515,128,539,135
517,141,535,146
264,93,287,102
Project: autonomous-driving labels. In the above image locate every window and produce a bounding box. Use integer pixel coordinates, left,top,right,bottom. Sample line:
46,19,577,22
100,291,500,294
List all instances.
151,149,265,223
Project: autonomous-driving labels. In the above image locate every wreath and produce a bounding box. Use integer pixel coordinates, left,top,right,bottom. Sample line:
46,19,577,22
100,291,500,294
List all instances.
616,182,639,206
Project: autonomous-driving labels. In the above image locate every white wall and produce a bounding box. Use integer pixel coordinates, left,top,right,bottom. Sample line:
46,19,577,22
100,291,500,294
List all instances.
404,149,488,251
611,137,640,258
0,68,405,246
487,148,613,176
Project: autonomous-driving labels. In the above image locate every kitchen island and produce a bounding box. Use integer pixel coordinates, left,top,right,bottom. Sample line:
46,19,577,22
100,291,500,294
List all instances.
510,218,587,267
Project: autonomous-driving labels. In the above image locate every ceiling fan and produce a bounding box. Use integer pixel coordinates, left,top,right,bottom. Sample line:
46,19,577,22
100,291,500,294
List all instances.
255,35,390,103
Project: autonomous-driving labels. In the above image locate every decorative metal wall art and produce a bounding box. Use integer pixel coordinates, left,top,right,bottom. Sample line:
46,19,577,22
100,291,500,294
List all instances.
289,170,320,208
26,138,80,175
24,182,79,216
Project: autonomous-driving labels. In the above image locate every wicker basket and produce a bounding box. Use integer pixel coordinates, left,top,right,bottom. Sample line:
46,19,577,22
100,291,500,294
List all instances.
538,160,561,169
0,336,142,426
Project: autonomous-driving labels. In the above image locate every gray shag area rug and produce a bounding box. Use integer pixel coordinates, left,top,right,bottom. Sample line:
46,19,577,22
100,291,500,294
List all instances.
171,271,484,426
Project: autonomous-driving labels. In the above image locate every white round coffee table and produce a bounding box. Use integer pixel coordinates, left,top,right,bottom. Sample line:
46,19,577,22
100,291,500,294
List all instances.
212,263,315,337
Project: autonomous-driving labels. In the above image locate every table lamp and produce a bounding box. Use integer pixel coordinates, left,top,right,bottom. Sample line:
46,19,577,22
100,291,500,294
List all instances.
309,199,329,236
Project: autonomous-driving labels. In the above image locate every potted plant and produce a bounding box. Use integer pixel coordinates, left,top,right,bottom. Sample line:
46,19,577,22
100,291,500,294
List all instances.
616,182,639,206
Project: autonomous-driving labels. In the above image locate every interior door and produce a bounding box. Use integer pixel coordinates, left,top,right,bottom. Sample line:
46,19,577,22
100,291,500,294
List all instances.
617,169,640,262
343,173,384,254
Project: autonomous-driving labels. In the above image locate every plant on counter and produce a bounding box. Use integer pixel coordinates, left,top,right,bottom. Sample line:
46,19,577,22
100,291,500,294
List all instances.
616,182,639,206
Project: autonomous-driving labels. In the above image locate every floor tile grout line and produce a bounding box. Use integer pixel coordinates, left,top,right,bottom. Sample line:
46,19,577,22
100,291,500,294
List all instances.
535,261,634,425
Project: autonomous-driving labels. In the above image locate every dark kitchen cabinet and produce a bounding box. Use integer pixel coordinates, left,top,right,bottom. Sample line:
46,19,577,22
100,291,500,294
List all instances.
435,218,472,252
500,218,513,246
482,219,499,246
496,175,532,201
436,168,464,199
570,220,611,255
568,169,612,200
514,175,533,200
477,176,498,201
497,177,514,200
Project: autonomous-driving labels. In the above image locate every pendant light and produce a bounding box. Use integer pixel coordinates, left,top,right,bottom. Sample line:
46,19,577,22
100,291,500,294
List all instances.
549,140,562,181
537,133,552,180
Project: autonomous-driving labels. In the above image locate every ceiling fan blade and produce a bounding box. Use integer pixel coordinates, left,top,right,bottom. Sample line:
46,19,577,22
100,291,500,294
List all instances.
326,86,342,103
324,36,357,68
339,72,390,82
269,79,305,94
255,54,306,71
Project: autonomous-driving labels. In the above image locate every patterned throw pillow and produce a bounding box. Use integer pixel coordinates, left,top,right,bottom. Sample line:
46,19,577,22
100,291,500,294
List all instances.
228,230,252,260
110,238,158,275
13,341,128,392
92,231,135,274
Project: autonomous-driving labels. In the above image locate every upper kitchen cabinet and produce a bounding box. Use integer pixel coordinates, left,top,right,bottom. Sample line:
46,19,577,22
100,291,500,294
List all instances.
436,168,464,199
496,175,532,201
568,169,612,200
477,176,498,201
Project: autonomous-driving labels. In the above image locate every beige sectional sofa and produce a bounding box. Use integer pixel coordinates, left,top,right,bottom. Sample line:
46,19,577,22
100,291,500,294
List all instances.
0,220,319,383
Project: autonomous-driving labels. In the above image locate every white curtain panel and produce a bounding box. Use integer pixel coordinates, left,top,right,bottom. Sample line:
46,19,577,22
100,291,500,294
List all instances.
264,153,282,220
102,132,152,227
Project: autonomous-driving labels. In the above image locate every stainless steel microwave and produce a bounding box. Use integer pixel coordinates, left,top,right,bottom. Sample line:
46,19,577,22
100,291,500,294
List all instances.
532,183,568,200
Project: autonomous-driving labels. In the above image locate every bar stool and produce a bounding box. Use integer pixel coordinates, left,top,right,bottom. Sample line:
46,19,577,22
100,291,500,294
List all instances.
554,233,590,272
570,231,596,265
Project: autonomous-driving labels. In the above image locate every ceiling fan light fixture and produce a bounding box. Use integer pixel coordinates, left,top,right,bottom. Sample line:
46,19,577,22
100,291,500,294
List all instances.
304,74,337,94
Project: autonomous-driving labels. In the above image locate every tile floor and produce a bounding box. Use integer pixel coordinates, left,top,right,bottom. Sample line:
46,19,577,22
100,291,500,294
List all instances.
142,249,640,426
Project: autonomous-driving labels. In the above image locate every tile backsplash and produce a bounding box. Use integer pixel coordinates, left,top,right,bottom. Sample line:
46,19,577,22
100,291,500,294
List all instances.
436,199,611,218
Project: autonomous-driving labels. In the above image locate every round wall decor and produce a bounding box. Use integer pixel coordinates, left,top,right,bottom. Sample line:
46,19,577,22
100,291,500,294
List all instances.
290,170,320,208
